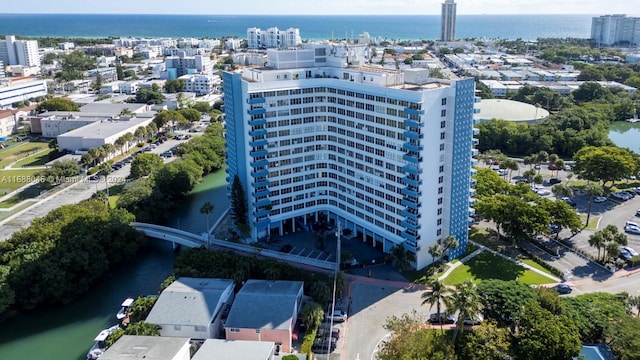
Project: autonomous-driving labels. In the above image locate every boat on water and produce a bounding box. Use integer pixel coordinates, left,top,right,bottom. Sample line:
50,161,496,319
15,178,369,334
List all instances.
116,298,135,320
86,325,120,360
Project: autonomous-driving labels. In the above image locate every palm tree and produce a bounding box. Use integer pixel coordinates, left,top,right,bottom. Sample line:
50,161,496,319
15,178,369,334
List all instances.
428,243,442,264
87,147,100,166
388,244,416,272
420,278,450,331
101,143,115,161
606,242,621,262
588,232,606,261
134,126,146,143
448,280,482,343
199,202,214,248
97,162,112,199
114,136,126,155
442,236,459,261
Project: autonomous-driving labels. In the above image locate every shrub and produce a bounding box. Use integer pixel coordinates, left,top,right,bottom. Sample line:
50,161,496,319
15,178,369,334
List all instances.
300,327,317,357
628,256,640,268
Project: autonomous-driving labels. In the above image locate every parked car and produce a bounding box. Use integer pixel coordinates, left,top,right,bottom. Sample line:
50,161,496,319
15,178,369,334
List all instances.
462,314,484,325
552,284,573,294
620,246,639,260
562,197,577,207
564,164,572,171
548,178,561,185
428,313,456,324
325,309,348,323
317,327,340,340
636,209,640,217
593,196,608,203
536,189,551,196
624,226,640,235
311,337,336,353
611,192,631,201
623,190,636,198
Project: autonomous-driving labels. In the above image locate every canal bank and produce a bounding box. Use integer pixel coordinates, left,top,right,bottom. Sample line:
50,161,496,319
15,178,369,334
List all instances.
609,121,640,153
0,168,230,360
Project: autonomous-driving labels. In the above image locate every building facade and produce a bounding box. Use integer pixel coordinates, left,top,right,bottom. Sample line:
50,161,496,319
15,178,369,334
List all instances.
223,45,477,270
246,27,302,49
441,0,457,42
0,35,40,68
163,52,212,79
591,14,640,46
0,78,47,109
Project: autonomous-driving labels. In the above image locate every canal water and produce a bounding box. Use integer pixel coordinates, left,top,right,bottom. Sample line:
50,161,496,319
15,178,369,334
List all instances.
0,168,229,360
609,121,640,153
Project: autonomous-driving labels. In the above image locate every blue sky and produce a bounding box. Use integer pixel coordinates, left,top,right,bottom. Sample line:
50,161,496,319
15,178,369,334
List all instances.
2,0,638,15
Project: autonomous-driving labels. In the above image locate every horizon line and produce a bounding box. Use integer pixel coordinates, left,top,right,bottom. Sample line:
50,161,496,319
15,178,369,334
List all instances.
0,12,613,16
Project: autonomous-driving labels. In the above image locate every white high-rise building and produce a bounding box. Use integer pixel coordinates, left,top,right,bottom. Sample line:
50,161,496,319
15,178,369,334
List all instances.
223,44,478,270
591,14,640,46
246,27,301,49
0,36,40,68
441,0,457,42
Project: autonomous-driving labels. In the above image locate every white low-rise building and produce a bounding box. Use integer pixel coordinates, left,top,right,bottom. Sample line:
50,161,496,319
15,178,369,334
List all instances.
179,74,219,96
56,115,154,153
0,77,47,109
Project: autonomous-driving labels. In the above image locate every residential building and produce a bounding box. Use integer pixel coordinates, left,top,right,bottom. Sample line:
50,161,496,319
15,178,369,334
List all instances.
0,110,17,137
247,27,302,49
591,14,640,46
145,277,235,340
163,52,211,79
58,42,75,51
0,61,5,78
0,77,47,109
441,0,457,42
100,336,190,360
0,35,40,68
192,339,275,360
224,280,304,353
179,74,219,96
223,44,477,270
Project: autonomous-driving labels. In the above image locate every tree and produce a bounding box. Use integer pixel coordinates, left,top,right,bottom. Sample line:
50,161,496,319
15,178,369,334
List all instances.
35,98,80,113
442,235,459,259
178,108,201,124
604,316,640,360
583,182,604,225
300,301,324,330
230,175,248,227
458,321,512,360
379,310,456,360
572,81,611,103
164,79,186,93
153,110,188,130
420,278,450,331
588,231,607,261
193,102,211,113
97,162,112,198
428,243,442,264
388,244,415,272
551,183,573,198
447,280,482,343
130,153,164,179
477,280,536,329
124,321,161,336
128,296,157,323
573,146,637,188
200,202,214,248
514,302,581,360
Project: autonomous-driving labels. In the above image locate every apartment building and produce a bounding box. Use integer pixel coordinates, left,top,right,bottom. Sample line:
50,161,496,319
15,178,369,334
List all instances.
246,27,302,49
441,0,457,42
0,78,47,109
591,14,640,46
0,36,40,68
223,44,477,270
163,52,212,79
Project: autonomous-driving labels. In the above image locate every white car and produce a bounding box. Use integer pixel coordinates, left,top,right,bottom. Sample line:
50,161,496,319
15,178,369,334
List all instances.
325,309,348,323
537,189,551,196
594,196,607,203
626,221,640,228
625,226,640,235
620,246,639,260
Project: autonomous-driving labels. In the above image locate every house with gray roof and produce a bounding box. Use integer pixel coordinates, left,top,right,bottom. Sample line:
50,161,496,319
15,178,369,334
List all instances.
224,280,304,353
100,335,190,360
145,277,235,339
192,339,276,360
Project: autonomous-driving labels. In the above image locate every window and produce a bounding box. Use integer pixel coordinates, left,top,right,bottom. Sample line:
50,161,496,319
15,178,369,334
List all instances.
230,328,240,333
441,98,447,106
440,143,445,151
440,120,446,129
439,165,444,173
195,325,207,332
438,197,443,205
441,109,447,117
440,132,445,140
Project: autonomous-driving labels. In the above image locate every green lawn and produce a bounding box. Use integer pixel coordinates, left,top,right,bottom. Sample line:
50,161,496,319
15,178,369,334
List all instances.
0,185,42,208
13,148,63,168
520,258,556,277
0,141,50,168
579,214,601,230
443,252,554,286
0,168,44,194
0,201,34,221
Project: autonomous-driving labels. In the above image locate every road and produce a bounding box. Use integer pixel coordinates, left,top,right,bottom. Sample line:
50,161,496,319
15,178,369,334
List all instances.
0,137,185,241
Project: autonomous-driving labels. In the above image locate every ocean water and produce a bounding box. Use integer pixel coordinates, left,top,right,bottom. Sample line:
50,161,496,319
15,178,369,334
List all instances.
0,14,593,41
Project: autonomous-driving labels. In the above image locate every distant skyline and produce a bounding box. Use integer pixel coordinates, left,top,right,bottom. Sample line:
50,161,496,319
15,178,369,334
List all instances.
1,0,639,16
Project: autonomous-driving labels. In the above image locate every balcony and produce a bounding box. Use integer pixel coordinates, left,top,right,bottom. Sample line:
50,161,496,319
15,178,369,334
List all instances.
469,197,477,206
249,139,268,147
254,209,270,218
249,118,267,127
404,130,424,140
403,119,425,128
252,180,269,188
401,231,418,243
401,219,421,232
250,149,268,158
247,96,266,104
469,208,476,216
402,198,421,209
470,188,476,197
403,164,423,175
470,179,477,187
255,198,271,208
402,142,423,152
473,127,480,136
470,168,477,175
404,107,424,116
402,187,421,198
472,149,479,157
472,138,479,146
473,107,481,114
402,209,420,221
250,159,269,168
474,96,481,103
249,128,267,137
247,107,266,116
403,176,422,187
402,153,421,164
253,189,270,198
251,169,269,178
471,158,478,166
256,217,271,226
